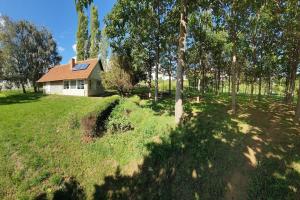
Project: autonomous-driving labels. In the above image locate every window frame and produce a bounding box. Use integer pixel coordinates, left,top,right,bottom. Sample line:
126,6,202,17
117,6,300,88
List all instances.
70,80,76,89
77,80,84,89
63,80,69,89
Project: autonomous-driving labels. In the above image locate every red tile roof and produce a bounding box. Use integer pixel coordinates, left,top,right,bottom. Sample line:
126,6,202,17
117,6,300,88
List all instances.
37,58,101,83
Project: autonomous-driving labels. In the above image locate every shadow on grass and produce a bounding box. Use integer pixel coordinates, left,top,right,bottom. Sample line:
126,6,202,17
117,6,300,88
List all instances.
40,94,299,200
52,177,86,200
92,95,300,200
34,177,86,200
0,92,44,105
238,97,300,199
92,98,252,200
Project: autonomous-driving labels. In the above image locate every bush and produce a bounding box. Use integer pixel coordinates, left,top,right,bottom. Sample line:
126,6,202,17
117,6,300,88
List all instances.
128,95,141,105
101,55,133,95
106,99,133,132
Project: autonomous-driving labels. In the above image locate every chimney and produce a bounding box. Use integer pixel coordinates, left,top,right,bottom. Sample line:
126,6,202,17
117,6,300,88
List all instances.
70,58,75,70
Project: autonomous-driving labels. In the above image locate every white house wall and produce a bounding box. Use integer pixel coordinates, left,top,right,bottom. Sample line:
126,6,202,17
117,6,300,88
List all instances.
43,81,63,94
87,63,104,96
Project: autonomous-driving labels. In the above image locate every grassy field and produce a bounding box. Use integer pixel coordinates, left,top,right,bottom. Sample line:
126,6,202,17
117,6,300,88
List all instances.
0,90,300,199
0,91,174,199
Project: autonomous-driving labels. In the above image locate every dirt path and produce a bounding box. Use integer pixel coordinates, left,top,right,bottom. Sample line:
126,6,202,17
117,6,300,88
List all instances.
224,101,300,200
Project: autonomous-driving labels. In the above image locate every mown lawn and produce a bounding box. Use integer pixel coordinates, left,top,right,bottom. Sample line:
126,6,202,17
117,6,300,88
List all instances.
1,90,300,199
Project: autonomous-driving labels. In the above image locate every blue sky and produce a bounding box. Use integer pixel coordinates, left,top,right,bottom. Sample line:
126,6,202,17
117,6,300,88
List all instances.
0,0,116,63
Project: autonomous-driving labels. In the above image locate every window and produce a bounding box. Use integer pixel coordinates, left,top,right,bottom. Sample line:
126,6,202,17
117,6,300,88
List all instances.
70,80,76,89
63,81,69,89
77,80,84,89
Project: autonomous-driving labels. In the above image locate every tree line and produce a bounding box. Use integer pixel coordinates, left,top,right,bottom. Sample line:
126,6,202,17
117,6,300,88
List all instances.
75,0,109,70
100,0,300,123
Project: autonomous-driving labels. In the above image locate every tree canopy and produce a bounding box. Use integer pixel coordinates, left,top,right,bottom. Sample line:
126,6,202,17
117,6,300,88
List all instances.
104,0,300,122
0,16,61,93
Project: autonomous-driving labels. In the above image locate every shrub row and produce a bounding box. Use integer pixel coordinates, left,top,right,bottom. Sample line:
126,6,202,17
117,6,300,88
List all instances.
106,95,174,137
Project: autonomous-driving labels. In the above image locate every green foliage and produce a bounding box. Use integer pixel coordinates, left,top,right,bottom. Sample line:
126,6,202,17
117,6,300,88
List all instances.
101,55,133,95
0,16,61,92
106,98,133,132
99,27,109,70
75,0,93,12
106,96,142,133
89,4,100,58
76,11,89,61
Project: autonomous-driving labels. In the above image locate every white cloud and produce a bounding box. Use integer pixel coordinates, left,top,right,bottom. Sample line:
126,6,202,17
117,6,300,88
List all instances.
57,46,65,52
72,43,77,53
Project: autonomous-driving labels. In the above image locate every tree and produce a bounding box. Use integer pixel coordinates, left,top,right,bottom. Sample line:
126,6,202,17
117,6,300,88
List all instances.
175,0,187,124
90,4,100,58
295,78,300,121
281,0,300,103
105,0,177,101
100,26,109,71
29,27,61,92
75,0,93,12
0,16,61,93
76,11,89,60
101,54,133,95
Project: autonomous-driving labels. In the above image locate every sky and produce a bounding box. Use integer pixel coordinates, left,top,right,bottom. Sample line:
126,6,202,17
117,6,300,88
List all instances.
0,0,116,63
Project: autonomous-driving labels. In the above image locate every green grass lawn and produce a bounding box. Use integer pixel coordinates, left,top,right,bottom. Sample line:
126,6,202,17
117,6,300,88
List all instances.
0,92,173,199
1,90,300,199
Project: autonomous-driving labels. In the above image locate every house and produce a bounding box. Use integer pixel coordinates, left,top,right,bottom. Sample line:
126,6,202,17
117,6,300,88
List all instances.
37,58,104,96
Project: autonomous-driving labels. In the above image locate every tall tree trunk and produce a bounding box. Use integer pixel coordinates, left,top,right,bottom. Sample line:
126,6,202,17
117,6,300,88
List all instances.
21,83,26,94
148,65,152,99
197,78,201,103
286,63,297,104
154,1,160,102
295,79,300,121
237,78,240,93
228,73,231,94
258,75,262,97
155,63,159,101
268,76,272,95
251,80,254,97
201,62,205,95
237,68,240,94
33,81,38,93
231,44,237,114
175,0,187,124
214,70,218,94
221,75,224,93
217,68,221,93
168,71,172,95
